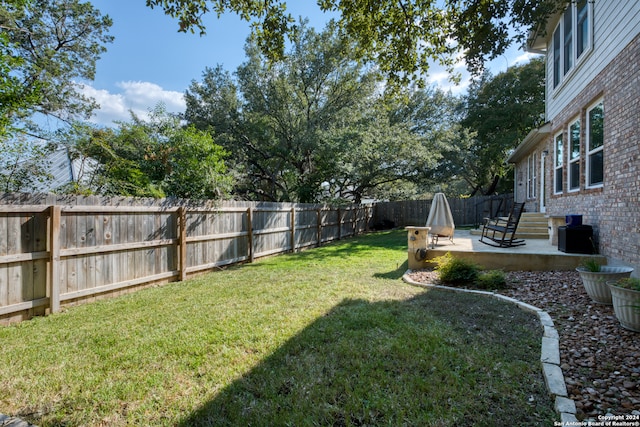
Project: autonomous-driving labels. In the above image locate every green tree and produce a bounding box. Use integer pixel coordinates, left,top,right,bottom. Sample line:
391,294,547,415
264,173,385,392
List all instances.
146,0,561,84
186,21,379,202
0,136,53,192
325,88,461,203
185,23,469,203
0,32,41,139
162,126,231,200
60,105,232,199
59,122,161,197
457,58,546,195
0,0,113,136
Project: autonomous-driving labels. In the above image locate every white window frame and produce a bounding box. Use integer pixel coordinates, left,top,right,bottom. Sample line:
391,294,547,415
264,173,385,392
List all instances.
554,132,564,194
563,5,573,76
552,0,593,90
527,153,537,199
568,117,581,192
586,100,604,189
576,0,591,58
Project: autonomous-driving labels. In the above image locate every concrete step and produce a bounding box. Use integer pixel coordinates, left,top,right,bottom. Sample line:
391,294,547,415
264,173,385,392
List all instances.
470,229,549,239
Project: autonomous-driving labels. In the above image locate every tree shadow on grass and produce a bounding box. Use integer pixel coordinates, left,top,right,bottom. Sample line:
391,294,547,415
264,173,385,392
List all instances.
178,290,556,427
372,259,409,280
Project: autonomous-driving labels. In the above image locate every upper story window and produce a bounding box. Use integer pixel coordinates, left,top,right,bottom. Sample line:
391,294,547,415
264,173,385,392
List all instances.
554,133,564,194
568,118,581,191
576,0,590,57
552,0,593,89
586,100,604,188
563,6,573,75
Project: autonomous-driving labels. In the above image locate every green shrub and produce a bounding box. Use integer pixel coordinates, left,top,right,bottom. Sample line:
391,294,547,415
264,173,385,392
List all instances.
476,270,507,290
612,277,640,291
434,253,480,285
579,258,602,272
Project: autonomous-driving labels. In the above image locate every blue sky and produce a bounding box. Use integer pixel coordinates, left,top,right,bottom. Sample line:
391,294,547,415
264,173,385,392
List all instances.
84,1,538,126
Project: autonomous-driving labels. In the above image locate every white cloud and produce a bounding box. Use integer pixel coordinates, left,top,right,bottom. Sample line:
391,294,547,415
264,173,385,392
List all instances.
427,71,468,95
81,81,186,126
512,51,542,66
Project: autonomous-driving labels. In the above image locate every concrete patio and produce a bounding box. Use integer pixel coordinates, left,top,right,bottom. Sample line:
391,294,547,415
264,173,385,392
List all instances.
407,229,605,271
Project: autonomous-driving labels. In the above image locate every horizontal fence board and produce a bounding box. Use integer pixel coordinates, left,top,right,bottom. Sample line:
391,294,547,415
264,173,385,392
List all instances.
59,239,179,257
0,297,49,316
60,271,180,301
0,251,49,264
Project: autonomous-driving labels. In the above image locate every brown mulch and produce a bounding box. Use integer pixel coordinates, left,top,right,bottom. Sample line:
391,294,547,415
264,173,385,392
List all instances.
406,269,640,420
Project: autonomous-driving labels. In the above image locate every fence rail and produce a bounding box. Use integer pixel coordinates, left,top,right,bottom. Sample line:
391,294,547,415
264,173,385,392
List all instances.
0,201,372,324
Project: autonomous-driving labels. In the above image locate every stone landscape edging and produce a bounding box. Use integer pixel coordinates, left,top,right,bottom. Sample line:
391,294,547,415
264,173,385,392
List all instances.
0,413,35,427
402,270,580,425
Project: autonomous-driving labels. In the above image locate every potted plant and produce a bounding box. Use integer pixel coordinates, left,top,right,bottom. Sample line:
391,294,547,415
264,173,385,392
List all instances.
608,277,640,332
576,260,633,305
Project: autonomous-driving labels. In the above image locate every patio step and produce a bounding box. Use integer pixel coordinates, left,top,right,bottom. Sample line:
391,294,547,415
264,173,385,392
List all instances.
470,212,549,240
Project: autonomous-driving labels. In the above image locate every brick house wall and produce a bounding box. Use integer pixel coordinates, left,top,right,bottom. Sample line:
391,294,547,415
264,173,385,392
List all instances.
514,33,640,269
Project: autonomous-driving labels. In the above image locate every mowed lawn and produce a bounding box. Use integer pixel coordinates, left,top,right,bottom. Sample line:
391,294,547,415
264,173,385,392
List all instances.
0,230,557,426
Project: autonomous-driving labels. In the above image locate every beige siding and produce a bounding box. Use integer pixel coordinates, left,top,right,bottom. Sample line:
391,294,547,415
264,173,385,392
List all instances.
547,2,640,120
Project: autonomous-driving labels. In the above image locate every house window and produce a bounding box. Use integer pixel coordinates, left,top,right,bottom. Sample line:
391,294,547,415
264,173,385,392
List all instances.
576,0,589,58
568,118,581,191
586,101,604,187
563,6,573,75
553,26,561,88
554,133,563,194
552,1,593,89
527,153,537,199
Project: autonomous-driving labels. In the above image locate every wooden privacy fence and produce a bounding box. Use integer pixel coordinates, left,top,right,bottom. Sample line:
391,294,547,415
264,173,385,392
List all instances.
0,203,372,324
373,194,514,227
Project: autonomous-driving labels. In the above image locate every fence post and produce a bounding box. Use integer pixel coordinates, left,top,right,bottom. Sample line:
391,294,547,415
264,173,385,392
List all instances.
290,207,295,252
316,208,322,247
337,208,342,240
48,206,61,313
247,207,254,262
352,206,357,236
365,206,370,232
178,207,187,281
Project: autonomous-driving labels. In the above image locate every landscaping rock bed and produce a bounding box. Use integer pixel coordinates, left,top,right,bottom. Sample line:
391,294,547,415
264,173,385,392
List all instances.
406,269,640,420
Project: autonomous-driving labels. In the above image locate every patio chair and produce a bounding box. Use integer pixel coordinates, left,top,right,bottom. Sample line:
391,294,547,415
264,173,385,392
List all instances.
479,202,526,248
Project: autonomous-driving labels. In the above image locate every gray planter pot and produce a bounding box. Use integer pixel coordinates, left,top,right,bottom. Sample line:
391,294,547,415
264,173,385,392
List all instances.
576,266,634,305
608,284,640,332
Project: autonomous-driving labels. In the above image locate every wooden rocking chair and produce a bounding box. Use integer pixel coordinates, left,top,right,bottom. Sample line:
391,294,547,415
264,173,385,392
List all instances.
479,202,526,248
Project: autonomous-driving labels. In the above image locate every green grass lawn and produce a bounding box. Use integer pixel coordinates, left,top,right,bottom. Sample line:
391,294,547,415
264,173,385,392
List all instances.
0,230,557,426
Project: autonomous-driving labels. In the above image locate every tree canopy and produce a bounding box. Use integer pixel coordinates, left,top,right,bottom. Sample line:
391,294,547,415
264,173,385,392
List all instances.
146,0,561,84
457,57,546,195
183,22,464,203
59,105,232,199
0,0,113,137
